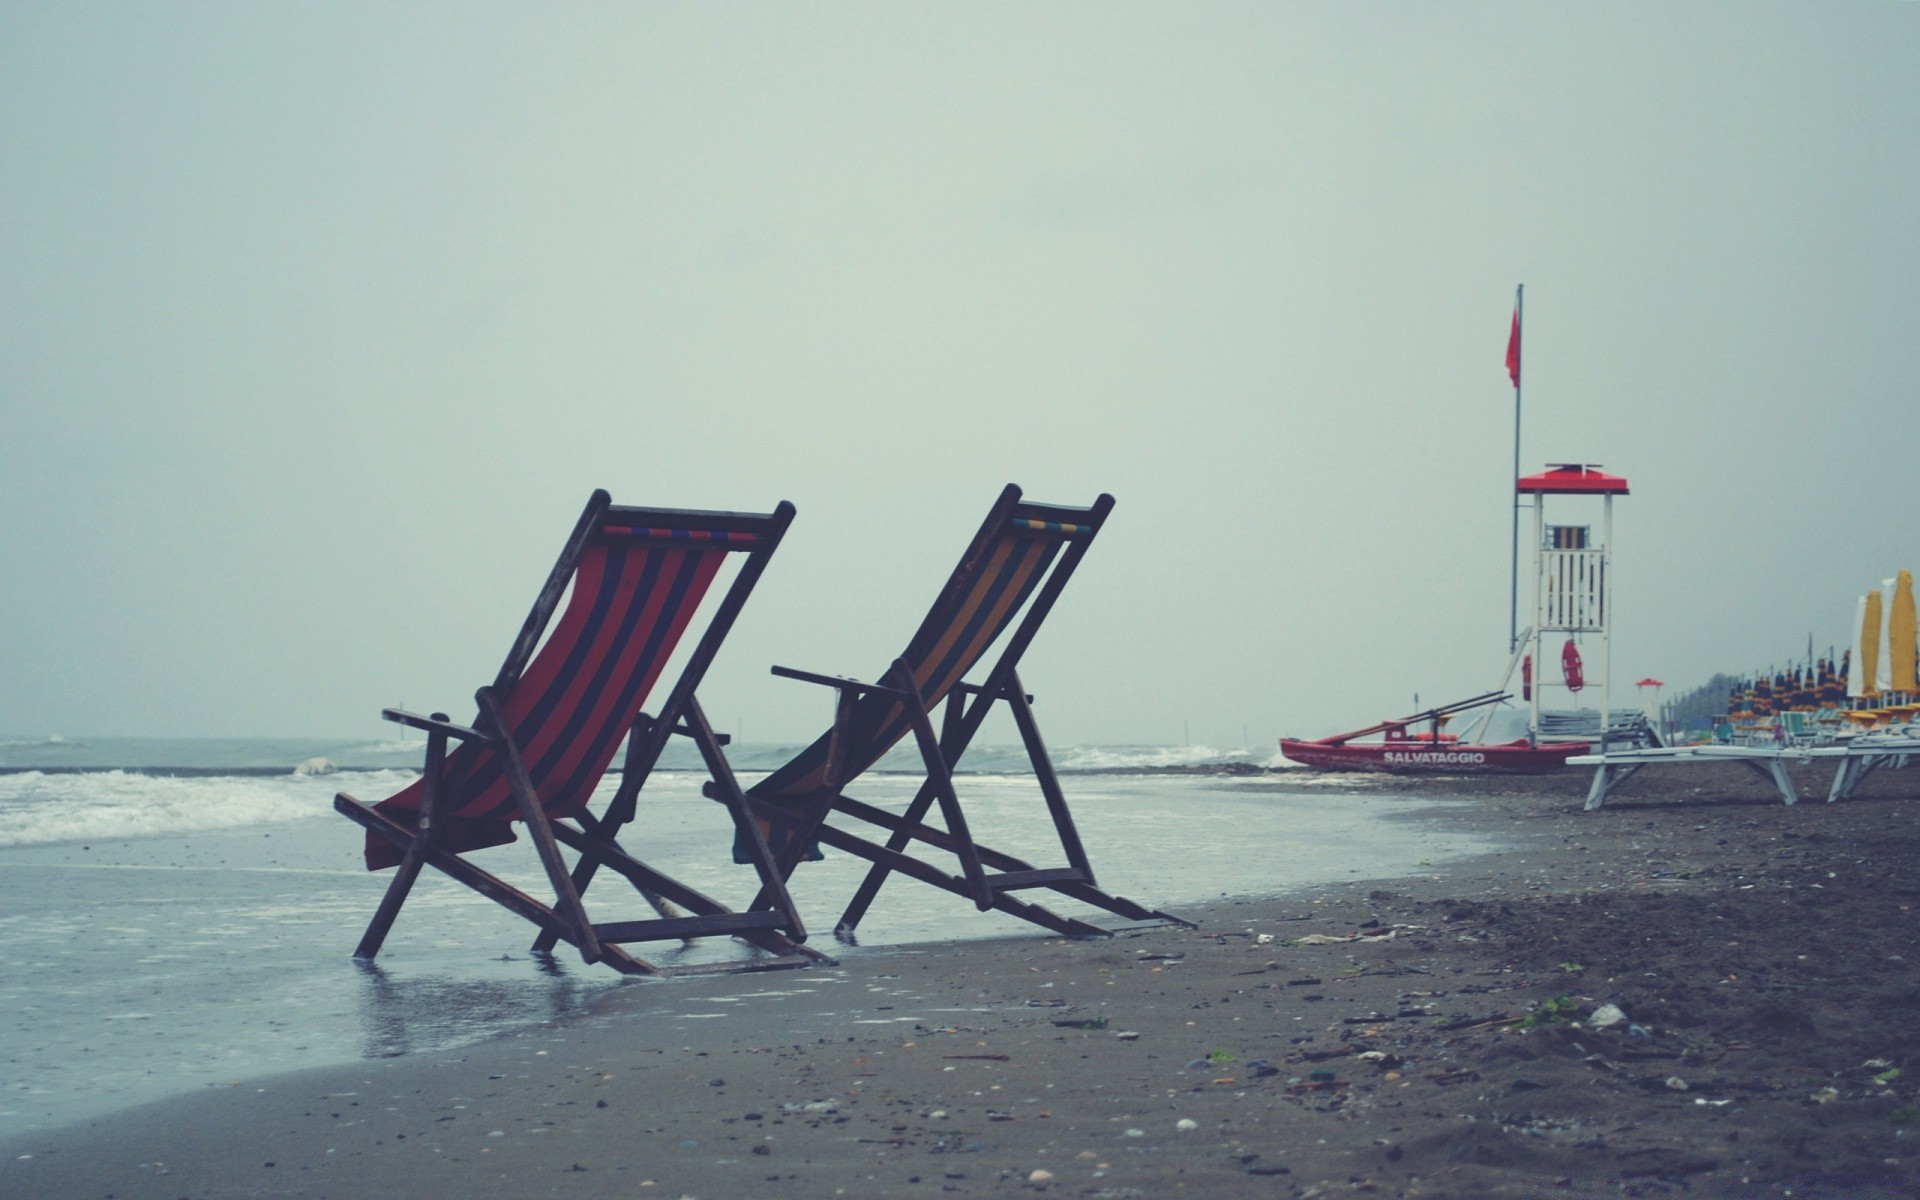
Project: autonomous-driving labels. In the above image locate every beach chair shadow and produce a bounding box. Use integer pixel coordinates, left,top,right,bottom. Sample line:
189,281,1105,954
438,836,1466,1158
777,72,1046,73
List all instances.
712,485,1192,943
335,490,830,977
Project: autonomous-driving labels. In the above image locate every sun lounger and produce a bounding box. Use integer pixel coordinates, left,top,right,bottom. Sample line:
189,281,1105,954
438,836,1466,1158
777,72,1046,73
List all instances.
335,490,829,976
1822,724,1920,802
717,485,1190,943
1573,745,1829,810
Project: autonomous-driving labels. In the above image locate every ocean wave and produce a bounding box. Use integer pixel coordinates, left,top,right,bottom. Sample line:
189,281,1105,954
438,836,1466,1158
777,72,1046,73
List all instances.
337,739,431,757
1052,744,1258,771
0,769,414,848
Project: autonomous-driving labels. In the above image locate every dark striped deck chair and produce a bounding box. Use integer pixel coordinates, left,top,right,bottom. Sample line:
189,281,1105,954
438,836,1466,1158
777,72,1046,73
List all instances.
334,490,829,977
720,485,1190,943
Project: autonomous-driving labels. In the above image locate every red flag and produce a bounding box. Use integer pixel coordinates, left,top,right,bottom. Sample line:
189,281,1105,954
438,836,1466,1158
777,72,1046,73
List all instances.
1505,309,1521,388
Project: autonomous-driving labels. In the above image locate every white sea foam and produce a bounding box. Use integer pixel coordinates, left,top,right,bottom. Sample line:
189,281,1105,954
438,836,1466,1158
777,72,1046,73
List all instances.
340,738,429,756
0,769,414,847
1053,744,1255,771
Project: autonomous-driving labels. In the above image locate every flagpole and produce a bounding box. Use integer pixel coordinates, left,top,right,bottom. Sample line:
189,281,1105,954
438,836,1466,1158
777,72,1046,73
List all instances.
1508,283,1524,653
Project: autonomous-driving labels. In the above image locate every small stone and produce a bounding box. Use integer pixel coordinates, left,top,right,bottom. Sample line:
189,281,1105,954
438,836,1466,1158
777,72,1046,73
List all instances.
1176,1118,1199,1131
1028,1168,1054,1182
1588,1003,1628,1029
1665,1076,1689,1091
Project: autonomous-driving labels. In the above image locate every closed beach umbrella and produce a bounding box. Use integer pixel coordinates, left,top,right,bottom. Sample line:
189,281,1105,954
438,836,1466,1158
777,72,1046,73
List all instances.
1818,657,1841,707
1891,570,1917,693
1861,590,1884,698
1880,579,1898,693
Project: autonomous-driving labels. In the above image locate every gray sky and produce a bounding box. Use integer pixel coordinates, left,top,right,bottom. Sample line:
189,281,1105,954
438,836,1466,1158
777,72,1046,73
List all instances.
4,4,1917,746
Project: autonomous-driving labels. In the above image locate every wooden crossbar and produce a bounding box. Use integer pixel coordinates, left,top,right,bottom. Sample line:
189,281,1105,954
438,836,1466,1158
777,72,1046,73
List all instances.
594,912,788,943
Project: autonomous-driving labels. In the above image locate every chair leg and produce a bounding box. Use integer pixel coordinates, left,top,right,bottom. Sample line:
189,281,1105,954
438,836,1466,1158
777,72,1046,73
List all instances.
1004,674,1094,879
1583,765,1609,811
479,689,602,964
345,728,449,961
835,782,942,939
837,662,987,936
904,705,988,907
533,713,664,954
1770,759,1797,806
531,854,602,956
354,848,427,960
684,695,807,940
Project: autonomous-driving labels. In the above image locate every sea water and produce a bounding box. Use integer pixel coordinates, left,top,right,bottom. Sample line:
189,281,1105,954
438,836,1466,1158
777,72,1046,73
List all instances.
0,739,1491,1134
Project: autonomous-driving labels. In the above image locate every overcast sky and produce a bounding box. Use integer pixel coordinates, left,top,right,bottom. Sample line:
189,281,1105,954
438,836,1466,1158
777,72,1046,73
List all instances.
4,4,1916,747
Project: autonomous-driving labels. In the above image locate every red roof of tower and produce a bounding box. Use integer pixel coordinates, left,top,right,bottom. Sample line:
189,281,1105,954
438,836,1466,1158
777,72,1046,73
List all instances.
1516,463,1630,495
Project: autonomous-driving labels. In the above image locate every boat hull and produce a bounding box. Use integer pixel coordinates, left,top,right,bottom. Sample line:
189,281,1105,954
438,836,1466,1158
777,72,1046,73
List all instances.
1278,737,1589,774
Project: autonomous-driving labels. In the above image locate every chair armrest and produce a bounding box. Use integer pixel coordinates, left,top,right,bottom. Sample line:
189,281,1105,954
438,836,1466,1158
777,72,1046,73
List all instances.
950,680,1035,704
769,665,912,700
381,708,494,744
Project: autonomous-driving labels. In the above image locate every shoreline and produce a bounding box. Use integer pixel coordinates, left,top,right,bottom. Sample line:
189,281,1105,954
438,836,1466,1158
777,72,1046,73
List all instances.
7,761,1919,1198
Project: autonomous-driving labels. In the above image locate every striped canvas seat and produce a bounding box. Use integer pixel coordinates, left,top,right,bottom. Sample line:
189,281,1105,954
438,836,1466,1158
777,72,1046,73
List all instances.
722,485,1189,943
336,491,826,977
365,523,741,868
742,507,1072,829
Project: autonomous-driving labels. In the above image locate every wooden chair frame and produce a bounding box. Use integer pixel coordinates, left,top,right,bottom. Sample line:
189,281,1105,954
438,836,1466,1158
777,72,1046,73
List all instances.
721,485,1192,943
335,490,831,977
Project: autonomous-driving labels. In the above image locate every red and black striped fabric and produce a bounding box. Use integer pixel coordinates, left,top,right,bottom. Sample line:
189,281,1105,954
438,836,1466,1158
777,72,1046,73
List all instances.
732,518,1073,863
365,530,733,869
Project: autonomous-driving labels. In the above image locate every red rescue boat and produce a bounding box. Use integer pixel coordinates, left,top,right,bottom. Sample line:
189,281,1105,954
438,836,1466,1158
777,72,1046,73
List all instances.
1279,692,1589,775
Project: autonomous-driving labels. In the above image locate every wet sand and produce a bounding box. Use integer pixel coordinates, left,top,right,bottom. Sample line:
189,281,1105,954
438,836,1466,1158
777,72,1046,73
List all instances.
7,759,1920,1199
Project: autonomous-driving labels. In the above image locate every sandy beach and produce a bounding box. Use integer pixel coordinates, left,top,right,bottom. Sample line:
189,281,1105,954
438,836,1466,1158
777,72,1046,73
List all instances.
7,760,1919,1199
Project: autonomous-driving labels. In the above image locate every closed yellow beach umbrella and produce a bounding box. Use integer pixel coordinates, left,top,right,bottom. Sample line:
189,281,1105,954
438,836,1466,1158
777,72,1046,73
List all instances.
1892,570,1918,692
1861,589,1884,697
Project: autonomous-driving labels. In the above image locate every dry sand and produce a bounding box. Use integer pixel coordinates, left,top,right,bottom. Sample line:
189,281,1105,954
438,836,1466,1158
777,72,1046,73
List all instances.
7,760,1920,1199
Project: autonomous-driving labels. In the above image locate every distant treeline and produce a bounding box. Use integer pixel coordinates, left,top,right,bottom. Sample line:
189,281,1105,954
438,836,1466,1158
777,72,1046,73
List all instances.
1667,674,1741,732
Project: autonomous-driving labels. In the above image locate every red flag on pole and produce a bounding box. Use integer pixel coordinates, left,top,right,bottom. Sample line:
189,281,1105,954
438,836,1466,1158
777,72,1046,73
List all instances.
1505,308,1521,388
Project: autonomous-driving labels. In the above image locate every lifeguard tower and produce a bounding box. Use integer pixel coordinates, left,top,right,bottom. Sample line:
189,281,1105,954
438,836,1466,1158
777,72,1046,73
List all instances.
1519,464,1629,746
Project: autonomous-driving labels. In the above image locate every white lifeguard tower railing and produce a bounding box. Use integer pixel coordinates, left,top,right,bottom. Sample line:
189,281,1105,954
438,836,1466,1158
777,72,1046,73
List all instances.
1519,464,1629,746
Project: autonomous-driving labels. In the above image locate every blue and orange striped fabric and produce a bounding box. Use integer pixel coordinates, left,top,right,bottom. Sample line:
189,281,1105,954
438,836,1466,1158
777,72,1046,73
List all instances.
365,534,728,870
733,523,1068,862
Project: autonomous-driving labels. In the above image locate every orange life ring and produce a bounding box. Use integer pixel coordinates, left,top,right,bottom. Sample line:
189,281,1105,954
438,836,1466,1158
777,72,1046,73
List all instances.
1562,639,1585,692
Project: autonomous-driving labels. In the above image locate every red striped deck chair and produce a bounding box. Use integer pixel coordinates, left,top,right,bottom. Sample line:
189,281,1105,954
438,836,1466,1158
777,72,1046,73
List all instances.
334,491,829,977
720,485,1191,943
